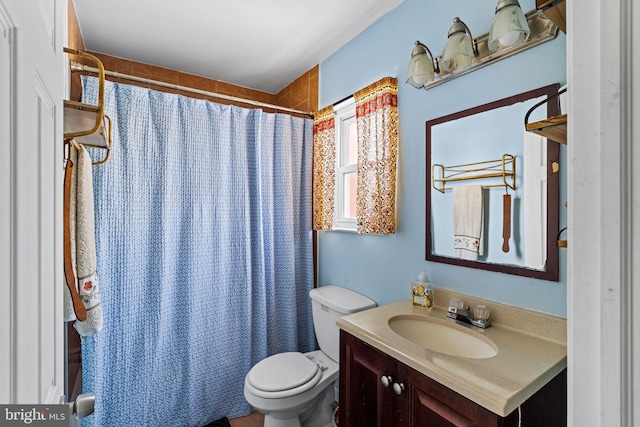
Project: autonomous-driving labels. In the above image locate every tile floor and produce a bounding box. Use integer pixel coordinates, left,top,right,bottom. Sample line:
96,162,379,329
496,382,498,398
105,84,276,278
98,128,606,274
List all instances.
229,411,264,427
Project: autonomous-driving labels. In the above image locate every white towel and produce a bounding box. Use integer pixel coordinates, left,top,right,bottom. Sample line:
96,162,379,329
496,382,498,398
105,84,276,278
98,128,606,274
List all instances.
63,141,103,337
453,185,484,260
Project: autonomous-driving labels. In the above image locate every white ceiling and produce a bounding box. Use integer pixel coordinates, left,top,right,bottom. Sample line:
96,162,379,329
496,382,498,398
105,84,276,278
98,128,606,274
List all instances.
73,0,405,94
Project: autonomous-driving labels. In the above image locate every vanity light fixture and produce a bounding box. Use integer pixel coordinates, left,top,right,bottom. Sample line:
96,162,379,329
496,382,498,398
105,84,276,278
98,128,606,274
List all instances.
406,7,558,90
406,41,439,88
441,17,477,73
488,0,531,52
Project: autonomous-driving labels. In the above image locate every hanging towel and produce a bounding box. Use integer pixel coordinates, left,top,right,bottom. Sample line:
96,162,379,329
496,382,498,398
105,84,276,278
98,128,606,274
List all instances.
63,141,103,337
453,185,484,260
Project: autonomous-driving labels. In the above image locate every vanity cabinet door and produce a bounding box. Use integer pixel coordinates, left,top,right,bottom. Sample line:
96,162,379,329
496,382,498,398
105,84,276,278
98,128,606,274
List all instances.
339,330,397,427
396,362,518,427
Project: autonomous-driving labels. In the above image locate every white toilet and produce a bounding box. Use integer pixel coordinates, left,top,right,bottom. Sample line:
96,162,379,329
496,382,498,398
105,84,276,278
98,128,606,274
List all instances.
244,285,376,427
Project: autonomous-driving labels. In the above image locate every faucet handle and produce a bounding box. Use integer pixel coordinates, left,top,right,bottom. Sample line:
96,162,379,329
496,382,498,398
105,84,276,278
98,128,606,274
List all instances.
473,305,490,321
449,298,464,309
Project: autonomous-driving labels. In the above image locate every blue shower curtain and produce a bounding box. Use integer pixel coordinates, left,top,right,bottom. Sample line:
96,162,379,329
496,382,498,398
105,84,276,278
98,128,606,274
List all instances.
80,77,316,427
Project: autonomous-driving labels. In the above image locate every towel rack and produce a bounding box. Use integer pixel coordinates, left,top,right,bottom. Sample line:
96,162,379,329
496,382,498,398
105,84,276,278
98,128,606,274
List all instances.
63,48,112,165
432,154,516,193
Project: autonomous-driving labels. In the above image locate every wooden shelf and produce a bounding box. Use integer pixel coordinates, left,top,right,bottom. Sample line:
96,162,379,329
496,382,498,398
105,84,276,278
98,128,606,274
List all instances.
537,0,566,33
526,114,567,144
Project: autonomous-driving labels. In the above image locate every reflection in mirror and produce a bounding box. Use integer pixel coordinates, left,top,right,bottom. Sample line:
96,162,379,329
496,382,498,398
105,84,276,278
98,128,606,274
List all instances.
426,84,560,281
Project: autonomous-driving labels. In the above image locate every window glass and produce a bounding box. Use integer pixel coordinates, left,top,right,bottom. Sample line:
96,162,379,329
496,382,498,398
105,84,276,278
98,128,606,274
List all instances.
333,98,357,231
345,172,357,218
347,121,357,165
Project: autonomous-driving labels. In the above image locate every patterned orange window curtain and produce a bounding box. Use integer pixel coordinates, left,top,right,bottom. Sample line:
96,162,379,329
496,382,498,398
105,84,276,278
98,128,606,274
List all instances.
312,106,336,231
354,77,399,234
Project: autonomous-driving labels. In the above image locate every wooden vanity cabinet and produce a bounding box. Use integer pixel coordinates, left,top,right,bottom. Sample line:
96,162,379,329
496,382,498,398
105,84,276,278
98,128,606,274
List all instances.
339,330,566,427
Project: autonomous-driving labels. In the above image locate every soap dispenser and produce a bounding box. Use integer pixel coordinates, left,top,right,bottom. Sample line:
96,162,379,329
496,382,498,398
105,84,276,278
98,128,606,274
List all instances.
412,270,433,308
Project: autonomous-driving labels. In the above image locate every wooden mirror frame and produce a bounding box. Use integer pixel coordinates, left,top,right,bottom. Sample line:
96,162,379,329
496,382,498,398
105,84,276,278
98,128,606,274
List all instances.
425,83,560,281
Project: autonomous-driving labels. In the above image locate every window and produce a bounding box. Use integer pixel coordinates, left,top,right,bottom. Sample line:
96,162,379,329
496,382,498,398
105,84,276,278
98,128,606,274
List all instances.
333,97,357,231
312,77,398,234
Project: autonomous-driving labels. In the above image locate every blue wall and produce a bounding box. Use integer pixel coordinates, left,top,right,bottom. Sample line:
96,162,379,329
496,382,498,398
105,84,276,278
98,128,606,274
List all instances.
317,0,567,316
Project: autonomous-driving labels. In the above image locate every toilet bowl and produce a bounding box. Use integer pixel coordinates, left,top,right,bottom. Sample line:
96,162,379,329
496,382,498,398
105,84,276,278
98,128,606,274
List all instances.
243,286,376,427
244,350,337,427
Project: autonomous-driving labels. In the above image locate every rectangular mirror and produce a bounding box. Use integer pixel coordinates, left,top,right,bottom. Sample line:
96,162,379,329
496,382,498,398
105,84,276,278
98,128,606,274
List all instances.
426,84,560,281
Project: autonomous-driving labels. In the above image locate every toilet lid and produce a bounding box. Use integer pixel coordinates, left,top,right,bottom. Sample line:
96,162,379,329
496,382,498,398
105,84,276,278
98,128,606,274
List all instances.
247,352,319,393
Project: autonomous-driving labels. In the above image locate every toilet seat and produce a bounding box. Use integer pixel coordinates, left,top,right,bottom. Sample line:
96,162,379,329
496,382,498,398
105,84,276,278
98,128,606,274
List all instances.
246,352,322,399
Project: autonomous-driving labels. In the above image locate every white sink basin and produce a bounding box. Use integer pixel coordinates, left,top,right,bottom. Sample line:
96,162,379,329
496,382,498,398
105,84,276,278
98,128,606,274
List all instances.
388,315,498,359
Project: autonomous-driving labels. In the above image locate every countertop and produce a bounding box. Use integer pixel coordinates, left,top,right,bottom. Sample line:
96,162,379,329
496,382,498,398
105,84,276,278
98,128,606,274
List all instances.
336,288,567,417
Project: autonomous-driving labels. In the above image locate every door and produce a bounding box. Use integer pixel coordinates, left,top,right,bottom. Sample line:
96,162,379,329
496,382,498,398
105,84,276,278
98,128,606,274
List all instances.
339,331,397,426
0,0,65,404
396,363,517,427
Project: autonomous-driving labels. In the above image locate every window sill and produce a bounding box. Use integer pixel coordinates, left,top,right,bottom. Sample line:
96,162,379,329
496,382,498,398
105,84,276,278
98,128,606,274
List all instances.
327,226,357,234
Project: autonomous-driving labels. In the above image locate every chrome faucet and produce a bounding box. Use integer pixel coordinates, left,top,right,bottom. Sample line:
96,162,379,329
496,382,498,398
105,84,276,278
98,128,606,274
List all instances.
446,304,491,328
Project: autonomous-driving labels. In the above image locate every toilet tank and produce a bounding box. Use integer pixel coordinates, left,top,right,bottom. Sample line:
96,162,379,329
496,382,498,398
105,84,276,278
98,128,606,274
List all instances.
309,285,376,362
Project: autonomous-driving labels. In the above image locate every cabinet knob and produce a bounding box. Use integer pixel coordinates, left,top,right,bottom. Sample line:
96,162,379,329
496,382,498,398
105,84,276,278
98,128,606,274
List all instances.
380,375,393,387
393,382,405,395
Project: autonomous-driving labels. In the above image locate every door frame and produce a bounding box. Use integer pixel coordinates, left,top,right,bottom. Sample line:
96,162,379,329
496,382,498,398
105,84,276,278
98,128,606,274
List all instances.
567,0,639,425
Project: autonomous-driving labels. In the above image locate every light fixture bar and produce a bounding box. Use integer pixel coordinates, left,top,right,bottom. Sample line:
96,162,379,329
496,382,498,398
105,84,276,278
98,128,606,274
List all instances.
421,10,559,90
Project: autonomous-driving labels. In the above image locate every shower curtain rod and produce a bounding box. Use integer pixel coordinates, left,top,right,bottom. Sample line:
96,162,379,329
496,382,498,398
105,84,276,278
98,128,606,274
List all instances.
70,62,315,118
